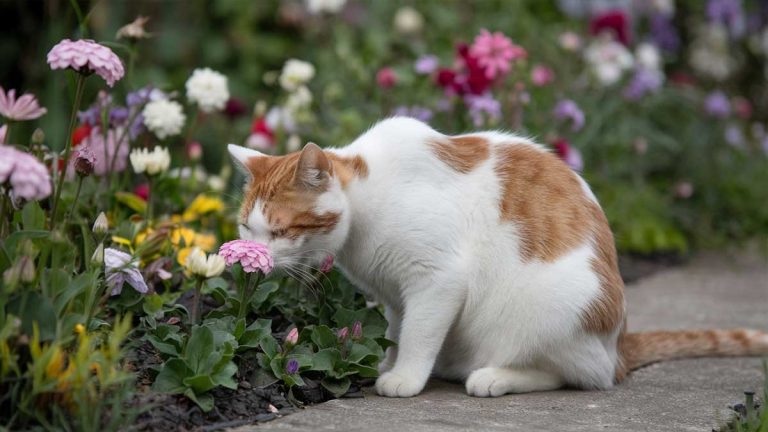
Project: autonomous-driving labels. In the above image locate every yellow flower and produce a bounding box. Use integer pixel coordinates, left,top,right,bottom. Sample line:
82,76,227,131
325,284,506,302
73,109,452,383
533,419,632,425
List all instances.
182,194,224,222
133,227,155,246
193,232,216,252
74,324,85,334
45,346,66,379
177,247,193,266
170,227,197,248
111,236,134,251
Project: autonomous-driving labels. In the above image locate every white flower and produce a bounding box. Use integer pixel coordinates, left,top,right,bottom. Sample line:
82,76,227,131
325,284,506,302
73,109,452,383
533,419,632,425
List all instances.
92,211,109,234
285,85,313,112
265,106,296,133
650,0,675,15
184,247,225,278
130,146,171,175
142,99,186,139
689,24,736,81
305,0,346,14
279,59,315,92
286,134,302,152
635,43,661,71
185,68,229,113
559,31,582,52
207,175,226,192
394,7,423,34
584,35,634,86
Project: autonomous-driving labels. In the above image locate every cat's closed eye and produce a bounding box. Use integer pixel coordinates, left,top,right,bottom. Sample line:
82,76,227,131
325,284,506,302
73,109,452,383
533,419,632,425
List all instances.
270,228,287,238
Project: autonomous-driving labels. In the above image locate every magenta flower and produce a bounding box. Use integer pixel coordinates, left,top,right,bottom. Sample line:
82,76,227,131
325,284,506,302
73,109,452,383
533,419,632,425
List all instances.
218,240,274,274
320,254,334,273
0,146,52,201
470,29,526,80
530,65,554,87
105,248,148,296
73,145,96,177
376,68,398,89
47,39,125,87
0,87,47,121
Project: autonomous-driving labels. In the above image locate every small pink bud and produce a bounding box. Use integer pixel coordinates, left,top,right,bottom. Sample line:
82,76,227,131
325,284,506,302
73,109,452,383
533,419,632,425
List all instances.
187,141,203,161
285,327,299,346
337,327,349,342
320,254,334,273
351,321,363,340
376,68,397,89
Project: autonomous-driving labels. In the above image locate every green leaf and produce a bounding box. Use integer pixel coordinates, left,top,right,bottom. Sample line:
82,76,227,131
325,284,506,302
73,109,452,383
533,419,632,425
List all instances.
8,292,57,340
260,334,279,359
203,277,229,292
252,281,279,306
211,361,238,390
152,359,190,393
311,325,337,349
321,377,351,397
147,335,181,358
349,363,379,378
183,374,216,394
270,356,284,378
184,388,214,412
22,202,45,230
251,367,279,388
311,348,340,372
54,272,94,316
115,192,147,214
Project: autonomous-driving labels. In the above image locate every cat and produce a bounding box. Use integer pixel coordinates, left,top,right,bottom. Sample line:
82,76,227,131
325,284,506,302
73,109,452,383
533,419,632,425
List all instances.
228,117,768,398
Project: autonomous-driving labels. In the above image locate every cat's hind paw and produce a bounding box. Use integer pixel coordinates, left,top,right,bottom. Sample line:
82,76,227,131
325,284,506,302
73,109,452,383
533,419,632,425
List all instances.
375,370,424,397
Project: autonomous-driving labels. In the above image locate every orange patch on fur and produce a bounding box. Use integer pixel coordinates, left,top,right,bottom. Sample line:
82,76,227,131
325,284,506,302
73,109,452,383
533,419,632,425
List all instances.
326,153,369,187
430,136,490,173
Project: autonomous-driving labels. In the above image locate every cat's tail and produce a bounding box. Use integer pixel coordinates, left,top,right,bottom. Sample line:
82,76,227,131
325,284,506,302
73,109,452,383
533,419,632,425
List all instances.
622,329,768,371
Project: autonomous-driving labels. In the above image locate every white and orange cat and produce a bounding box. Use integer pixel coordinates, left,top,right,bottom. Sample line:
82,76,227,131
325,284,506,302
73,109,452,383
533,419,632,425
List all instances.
229,117,768,398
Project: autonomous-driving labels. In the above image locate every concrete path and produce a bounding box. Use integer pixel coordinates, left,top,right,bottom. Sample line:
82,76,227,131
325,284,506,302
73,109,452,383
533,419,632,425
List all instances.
247,252,768,432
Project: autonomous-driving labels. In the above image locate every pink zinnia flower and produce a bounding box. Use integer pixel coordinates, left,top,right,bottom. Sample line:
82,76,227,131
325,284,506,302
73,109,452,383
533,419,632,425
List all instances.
47,39,125,87
0,87,47,121
470,29,526,80
376,68,398,89
530,65,554,87
218,240,274,274
0,145,52,201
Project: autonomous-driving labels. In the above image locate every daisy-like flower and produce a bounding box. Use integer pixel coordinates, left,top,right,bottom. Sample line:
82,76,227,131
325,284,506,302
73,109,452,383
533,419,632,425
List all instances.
470,29,527,80
142,99,186,139
185,68,230,113
553,99,585,132
47,39,125,87
285,85,313,112
130,146,171,175
0,146,52,201
184,247,225,278
279,59,315,92
218,240,274,274
305,0,346,14
105,248,148,296
0,87,47,121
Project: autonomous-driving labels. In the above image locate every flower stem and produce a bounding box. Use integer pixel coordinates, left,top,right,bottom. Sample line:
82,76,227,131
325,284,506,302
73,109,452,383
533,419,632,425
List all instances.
50,73,87,230
191,277,204,324
63,176,84,228
237,272,262,321
0,192,8,239
4,120,13,145
145,175,153,223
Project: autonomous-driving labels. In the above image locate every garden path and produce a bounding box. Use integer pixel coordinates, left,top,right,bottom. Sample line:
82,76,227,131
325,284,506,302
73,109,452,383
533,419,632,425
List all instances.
237,251,768,432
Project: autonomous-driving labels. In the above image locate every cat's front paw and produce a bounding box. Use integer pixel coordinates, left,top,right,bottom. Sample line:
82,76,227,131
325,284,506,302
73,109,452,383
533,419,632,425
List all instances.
375,370,424,397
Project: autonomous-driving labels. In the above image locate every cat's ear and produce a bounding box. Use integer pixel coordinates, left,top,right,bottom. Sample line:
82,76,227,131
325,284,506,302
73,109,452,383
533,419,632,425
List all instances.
228,144,265,178
294,142,331,190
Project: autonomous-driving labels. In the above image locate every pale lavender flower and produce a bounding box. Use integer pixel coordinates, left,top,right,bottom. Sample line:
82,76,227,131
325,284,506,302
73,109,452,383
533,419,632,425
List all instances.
0,87,47,121
704,91,731,118
109,106,129,126
553,99,585,132
464,93,501,127
47,39,125,87
414,55,439,74
650,13,680,53
105,248,148,296
0,146,52,201
762,136,768,156
78,91,112,126
623,68,664,100
285,359,299,375
79,127,129,176
707,0,745,37
724,124,745,148
392,105,434,123
218,240,274,274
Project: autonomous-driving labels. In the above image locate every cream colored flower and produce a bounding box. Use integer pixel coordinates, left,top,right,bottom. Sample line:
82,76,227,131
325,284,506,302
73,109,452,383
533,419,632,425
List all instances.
394,7,423,35
92,212,109,235
584,35,634,86
305,0,346,14
130,146,171,175
279,59,315,91
185,68,229,113
635,43,661,71
117,16,151,40
184,247,225,278
142,99,186,139
285,85,313,112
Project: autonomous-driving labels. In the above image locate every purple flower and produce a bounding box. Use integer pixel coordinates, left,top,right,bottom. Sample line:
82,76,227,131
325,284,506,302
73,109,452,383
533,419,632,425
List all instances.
218,240,274,274
79,127,130,176
47,39,125,87
414,55,439,74
704,91,731,118
109,106,129,126
623,68,663,100
0,146,52,201
650,13,680,53
0,87,47,121
464,93,501,127
78,91,112,126
707,0,745,38
553,99,585,132
285,359,299,375
392,105,434,123
105,248,148,296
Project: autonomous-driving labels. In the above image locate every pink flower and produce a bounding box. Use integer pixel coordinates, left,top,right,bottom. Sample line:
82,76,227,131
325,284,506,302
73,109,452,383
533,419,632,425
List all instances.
320,254,334,273
553,138,584,172
47,39,125,87
285,327,299,346
78,127,129,176
134,183,149,201
376,68,398,89
187,141,203,161
0,145,52,201
337,327,349,342
530,65,554,86
218,240,274,274
470,29,526,80
351,321,363,340
0,87,47,121
0,125,6,144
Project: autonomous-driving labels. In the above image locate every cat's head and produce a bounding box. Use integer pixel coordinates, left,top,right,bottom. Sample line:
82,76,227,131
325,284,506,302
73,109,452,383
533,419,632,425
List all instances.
228,143,351,271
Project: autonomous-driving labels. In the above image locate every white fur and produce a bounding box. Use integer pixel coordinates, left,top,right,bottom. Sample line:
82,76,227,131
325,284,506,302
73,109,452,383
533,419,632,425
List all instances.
235,117,620,397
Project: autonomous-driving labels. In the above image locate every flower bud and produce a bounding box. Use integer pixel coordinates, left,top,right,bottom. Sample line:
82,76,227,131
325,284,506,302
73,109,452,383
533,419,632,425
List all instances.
337,326,349,342
187,141,203,161
93,212,109,234
285,358,299,375
31,128,45,145
351,321,363,340
18,256,35,283
74,147,96,177
92,243,105,264
285,327,299,347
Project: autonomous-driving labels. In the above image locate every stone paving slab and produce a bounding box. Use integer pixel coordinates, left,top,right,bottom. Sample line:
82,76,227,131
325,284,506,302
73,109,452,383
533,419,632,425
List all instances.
240,252,768,432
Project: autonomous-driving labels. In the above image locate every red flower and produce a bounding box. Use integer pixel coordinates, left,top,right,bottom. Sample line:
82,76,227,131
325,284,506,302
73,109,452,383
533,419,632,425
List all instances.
669,71,696,87
589,10,630,45
251,117,274,141
376,68,398,89
72,124,92,147
224,97,247,119
134,183,149,201
458,43,492,95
